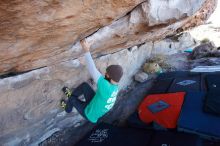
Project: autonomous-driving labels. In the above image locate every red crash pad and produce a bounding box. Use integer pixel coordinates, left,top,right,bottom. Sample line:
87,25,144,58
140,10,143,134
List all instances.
138,92,185,129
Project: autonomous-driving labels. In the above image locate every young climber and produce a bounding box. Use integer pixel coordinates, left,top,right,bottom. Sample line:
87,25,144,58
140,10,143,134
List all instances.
60,39,123,123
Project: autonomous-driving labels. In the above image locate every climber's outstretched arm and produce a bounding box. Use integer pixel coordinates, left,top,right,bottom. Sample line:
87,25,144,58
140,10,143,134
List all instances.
80,40,101,83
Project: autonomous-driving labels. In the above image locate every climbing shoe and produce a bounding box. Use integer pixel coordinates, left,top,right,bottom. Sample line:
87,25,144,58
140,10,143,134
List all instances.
60,99,67,109
62,86,72,98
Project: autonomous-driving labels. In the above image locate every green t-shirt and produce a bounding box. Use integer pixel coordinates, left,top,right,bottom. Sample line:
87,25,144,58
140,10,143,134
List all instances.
84,76,118,123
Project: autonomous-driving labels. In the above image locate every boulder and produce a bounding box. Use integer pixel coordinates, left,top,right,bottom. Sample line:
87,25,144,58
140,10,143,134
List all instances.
191,42,216,59
0,0,217,75
134,72,149,83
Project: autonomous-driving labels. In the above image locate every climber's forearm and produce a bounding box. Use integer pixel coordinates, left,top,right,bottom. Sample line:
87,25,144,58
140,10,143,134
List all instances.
84,52,101,83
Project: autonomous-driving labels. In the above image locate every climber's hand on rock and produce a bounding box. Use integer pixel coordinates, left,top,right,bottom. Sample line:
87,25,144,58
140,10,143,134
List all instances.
80,39,90,52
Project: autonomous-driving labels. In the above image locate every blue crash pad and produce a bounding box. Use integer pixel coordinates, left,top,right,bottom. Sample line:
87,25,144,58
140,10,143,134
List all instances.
178,92,220,140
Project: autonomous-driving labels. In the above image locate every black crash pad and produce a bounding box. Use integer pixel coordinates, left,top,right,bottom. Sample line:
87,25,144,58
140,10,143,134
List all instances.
149,131,202,146
204,91,220,116
206,74,220,91
157,71,200,80
202,139,220,146
126,111,153,130
148,78,174,94
168,75,201,92
76,123,153,146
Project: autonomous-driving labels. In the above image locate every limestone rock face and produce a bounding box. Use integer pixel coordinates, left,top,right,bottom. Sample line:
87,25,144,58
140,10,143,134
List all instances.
0,0,217,75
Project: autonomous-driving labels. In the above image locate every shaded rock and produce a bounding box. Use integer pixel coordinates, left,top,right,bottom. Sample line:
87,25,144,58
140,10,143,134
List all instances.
212,48,220,57
134,72,148,83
